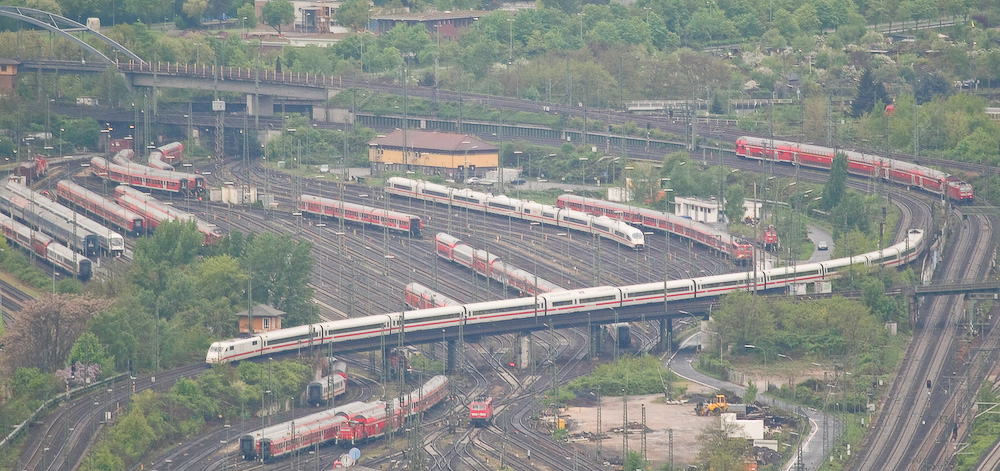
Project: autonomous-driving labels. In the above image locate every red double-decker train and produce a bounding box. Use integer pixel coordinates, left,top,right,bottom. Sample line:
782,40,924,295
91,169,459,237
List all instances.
735,136,974,203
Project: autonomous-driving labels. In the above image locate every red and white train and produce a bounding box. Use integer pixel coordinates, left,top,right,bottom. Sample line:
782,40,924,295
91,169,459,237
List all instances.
148,142,183,171
115,185,223,245
386,177,645,250
240,375,448,461
436,232,564,296
760,225,780,251
298,194,422,238
91,145,204,195
735,136,974,203
469,396,494,426
0,213,92,280
56,180,146,236
404,282,461,309
207,228,925,365
557,194,755,263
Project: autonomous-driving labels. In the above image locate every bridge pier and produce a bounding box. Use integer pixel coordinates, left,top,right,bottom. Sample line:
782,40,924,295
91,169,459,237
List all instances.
248,94,274,117
514,331,532,370
658,318,671,352
590,323,602,357
446,339,457,374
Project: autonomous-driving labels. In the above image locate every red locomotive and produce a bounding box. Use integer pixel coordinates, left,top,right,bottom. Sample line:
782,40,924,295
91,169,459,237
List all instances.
735,136,973,203
760,225,779,251
469,396,494,426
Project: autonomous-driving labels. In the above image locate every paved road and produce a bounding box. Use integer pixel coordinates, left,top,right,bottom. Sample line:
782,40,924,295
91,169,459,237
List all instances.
805,226,834,263
666,332,840,471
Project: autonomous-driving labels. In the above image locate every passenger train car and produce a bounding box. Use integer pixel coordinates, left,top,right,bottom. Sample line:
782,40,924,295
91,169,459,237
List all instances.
6,181,126,257
56,180,146,236
735,136,974,203
148,142,184,171
115,185,223,245
207,228,925,365
557,194,754,262
90,153,205,195
404,282,461,309
436,232,564,296
306,358,348,406
297,194,422,238
0,188,100,256
386,177,645,250
0,213,92,280
240,375,448,461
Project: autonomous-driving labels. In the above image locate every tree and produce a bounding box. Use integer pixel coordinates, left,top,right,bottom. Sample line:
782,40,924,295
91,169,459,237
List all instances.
695,422,753,470
242,233,318,326
335,0,371,31
821,152,848,210
851,68,889,117
724,185,745,224
913,72,951,104
261,0,294,36
2,295,112,372
237,3,258,29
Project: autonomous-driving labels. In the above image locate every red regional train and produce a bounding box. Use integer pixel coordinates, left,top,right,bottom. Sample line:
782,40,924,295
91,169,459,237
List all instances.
404,282,461,309
557,194,754,263
734,136,974,203
56,180,146,235
0,213,91,280
115,185,223,245
297,194,422,237
240,375,448,461
90,154,205,195
435,232,564,296
469,396,494,426
148,142,184,170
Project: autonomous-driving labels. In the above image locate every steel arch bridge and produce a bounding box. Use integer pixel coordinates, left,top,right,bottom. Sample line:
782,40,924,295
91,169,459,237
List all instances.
0,6,144,65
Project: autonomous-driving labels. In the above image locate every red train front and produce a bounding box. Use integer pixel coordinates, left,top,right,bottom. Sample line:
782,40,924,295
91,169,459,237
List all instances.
469,396,493,426
761,225,779,251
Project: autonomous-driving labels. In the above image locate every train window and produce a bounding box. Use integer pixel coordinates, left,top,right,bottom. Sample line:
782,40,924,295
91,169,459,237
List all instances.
404,313,460,324
424,189,448,198
580,295,617,303
489,202,515,211
551,300,574,307
564,216,588,226
252,340,258,345
327,323,383,336
471,305,529,316
393,183,413,191
542,212,556,218
701,280,747,289
627,289,663,298
593,224,610,232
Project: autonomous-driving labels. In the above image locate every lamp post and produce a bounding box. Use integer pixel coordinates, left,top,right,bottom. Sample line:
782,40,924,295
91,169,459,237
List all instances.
745,344,766,391
578,157,588,188
59,128,64,157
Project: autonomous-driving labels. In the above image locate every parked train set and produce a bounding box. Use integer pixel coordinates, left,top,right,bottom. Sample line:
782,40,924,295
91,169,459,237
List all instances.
735,136,974,203
297,194,422,237
240,375,448,461
0,212,92,280
206,228,925,364
385,177,646,249
5,181,126,257
436,232,564,296
306,358,348,407
115,185,223,245
91,142,205,195
556,194,755,262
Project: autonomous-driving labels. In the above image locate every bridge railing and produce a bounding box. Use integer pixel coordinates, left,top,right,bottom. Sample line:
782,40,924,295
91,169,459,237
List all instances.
120,61,338,89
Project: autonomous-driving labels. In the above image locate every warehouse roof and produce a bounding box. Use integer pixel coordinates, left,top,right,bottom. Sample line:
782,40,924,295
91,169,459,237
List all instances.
370,130,497,152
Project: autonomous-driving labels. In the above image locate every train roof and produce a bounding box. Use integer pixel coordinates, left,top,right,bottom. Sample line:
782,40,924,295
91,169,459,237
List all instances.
57,180,144,221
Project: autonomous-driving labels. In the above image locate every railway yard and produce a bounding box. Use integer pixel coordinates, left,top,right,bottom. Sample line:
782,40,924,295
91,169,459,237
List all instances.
2,112,997,471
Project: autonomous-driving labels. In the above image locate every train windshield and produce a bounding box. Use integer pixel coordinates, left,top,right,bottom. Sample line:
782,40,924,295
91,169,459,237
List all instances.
632,232,643,240
209,345,222,353
471,404,487,411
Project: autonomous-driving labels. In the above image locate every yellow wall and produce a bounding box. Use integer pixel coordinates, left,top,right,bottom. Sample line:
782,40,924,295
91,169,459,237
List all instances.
370,148,498,169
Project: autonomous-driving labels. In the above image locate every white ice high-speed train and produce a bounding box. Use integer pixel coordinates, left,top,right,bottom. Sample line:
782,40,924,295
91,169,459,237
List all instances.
385,177,645,250
206,229,925,364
